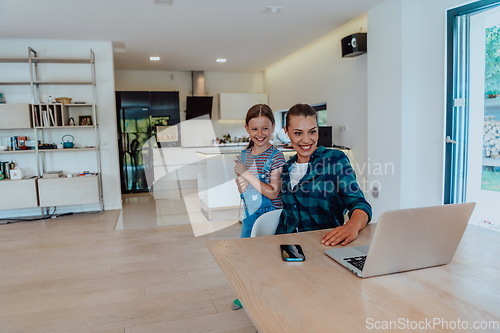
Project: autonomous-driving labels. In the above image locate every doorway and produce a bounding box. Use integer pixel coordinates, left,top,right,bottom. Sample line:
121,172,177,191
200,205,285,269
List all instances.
445,1,500,229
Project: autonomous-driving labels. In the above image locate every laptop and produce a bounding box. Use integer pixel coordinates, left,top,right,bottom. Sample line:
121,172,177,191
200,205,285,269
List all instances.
324,203,476,278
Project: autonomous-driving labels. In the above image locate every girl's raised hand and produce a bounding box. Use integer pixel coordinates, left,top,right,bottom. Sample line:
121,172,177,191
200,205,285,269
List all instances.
234,159,249,176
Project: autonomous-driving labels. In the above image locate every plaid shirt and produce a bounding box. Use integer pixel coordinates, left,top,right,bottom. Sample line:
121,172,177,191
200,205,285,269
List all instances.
275,146,372,234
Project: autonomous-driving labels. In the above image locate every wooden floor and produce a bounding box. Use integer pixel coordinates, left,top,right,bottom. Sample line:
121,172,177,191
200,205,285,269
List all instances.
0,209,255,332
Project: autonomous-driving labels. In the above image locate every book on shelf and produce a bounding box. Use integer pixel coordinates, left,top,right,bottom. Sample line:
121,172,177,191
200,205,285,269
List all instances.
33,107,39,126
17,136,27,148
10,136,17,150
48,109,56,126
42,110,49,127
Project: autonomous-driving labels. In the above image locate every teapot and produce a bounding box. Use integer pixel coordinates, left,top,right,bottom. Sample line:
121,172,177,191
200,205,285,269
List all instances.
62,134,74,148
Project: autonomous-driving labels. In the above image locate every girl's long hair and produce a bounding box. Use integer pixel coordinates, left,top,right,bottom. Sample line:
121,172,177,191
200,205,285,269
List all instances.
245,104,275,149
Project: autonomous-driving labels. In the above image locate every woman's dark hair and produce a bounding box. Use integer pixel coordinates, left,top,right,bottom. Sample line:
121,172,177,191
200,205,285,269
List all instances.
285,103,318,128
245,104,275,149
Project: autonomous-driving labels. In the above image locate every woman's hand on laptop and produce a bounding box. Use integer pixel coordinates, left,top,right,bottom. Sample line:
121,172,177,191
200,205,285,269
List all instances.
321,210,369,246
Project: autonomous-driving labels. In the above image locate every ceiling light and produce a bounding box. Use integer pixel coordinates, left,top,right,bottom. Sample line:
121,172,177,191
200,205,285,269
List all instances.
154,0,174,5
150,56,160,61
264,6,283,14
216,58,227,63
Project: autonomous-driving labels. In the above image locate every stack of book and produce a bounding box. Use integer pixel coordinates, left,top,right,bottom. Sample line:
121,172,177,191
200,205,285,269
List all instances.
0,136,29,150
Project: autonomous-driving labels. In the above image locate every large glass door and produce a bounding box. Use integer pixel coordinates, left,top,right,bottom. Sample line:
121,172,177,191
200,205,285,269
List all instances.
446,1,500,230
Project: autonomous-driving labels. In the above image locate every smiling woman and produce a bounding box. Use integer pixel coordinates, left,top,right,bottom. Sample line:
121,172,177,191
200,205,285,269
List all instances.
276,103,372,247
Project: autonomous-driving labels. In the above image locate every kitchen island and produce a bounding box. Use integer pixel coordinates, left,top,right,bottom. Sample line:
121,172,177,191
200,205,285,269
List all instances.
197,147,295,220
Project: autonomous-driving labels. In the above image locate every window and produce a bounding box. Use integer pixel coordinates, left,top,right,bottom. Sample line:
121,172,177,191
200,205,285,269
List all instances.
280,102,327,126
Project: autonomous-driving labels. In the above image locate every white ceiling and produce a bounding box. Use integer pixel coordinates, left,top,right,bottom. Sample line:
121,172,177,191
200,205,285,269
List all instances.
0,0,384,72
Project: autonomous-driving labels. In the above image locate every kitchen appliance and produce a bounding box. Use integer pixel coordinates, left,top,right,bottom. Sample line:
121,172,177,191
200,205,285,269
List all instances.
62,134,74,148
116,91,180,193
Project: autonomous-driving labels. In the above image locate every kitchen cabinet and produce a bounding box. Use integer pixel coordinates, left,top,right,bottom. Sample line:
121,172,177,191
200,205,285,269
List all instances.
219,93,268,119
151,146,206,199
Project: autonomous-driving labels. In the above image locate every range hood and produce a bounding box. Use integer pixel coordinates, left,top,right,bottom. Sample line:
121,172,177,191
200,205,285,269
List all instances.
192,71,205,96
186,71,212,119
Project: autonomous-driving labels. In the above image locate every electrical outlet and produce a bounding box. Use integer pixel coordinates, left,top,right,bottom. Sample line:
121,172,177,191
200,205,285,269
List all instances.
339,125,348,132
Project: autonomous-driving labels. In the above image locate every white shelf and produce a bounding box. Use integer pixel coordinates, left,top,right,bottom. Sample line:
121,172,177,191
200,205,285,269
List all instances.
0,58,28,63
0,47,102,214
0,81,30,85
38,148,97,152
32,58,91,64
0,150,36,154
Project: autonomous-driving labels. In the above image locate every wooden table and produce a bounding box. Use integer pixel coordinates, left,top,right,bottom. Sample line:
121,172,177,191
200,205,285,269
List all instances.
207,224,500,333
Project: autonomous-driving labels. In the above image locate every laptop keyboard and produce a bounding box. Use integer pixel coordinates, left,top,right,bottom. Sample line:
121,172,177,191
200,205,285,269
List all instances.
344,256,366,271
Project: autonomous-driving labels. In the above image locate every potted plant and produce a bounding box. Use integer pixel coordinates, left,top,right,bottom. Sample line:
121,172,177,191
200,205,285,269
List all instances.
485,90,499,98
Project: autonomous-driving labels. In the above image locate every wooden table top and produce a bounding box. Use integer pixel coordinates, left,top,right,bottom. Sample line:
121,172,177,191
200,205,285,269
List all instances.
207,224,500,333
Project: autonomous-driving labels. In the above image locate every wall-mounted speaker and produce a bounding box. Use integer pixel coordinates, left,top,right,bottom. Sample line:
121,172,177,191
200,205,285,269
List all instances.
341,32,367,58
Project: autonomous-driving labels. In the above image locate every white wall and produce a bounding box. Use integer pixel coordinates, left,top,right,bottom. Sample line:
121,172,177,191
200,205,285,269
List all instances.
114,70,265,145
0,39,122,215
264,15,369,184
367,0,472,218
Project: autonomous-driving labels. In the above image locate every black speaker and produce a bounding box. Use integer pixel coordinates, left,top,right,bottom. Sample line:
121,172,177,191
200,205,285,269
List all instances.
318,126,332,147
341,33,367,58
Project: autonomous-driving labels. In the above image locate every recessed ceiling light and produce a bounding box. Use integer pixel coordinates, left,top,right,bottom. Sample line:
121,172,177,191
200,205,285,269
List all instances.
216,58,227,63
154,0,174,5
264,6,283,14
150,56,160,61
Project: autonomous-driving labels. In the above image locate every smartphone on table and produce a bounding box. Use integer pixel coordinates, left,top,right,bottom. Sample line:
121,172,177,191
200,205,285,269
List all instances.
280,244,305,262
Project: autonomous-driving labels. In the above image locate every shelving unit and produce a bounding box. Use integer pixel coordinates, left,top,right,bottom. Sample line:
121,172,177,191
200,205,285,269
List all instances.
31,103,96,127
0,47,103,216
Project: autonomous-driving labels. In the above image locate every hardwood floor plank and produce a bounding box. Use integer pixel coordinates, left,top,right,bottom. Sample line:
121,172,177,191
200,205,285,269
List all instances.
125,310,253,333
0,202,249,332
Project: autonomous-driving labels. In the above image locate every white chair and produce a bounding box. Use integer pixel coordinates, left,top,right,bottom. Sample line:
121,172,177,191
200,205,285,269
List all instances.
250,209,283,237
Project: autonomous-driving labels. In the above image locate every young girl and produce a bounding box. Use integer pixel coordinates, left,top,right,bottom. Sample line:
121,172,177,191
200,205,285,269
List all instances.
234,104,286,238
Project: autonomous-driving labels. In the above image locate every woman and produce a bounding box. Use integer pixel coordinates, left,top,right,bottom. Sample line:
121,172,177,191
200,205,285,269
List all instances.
275,104,372,246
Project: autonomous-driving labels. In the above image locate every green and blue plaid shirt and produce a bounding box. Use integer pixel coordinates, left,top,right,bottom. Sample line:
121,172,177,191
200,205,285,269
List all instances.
275,146,372,234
